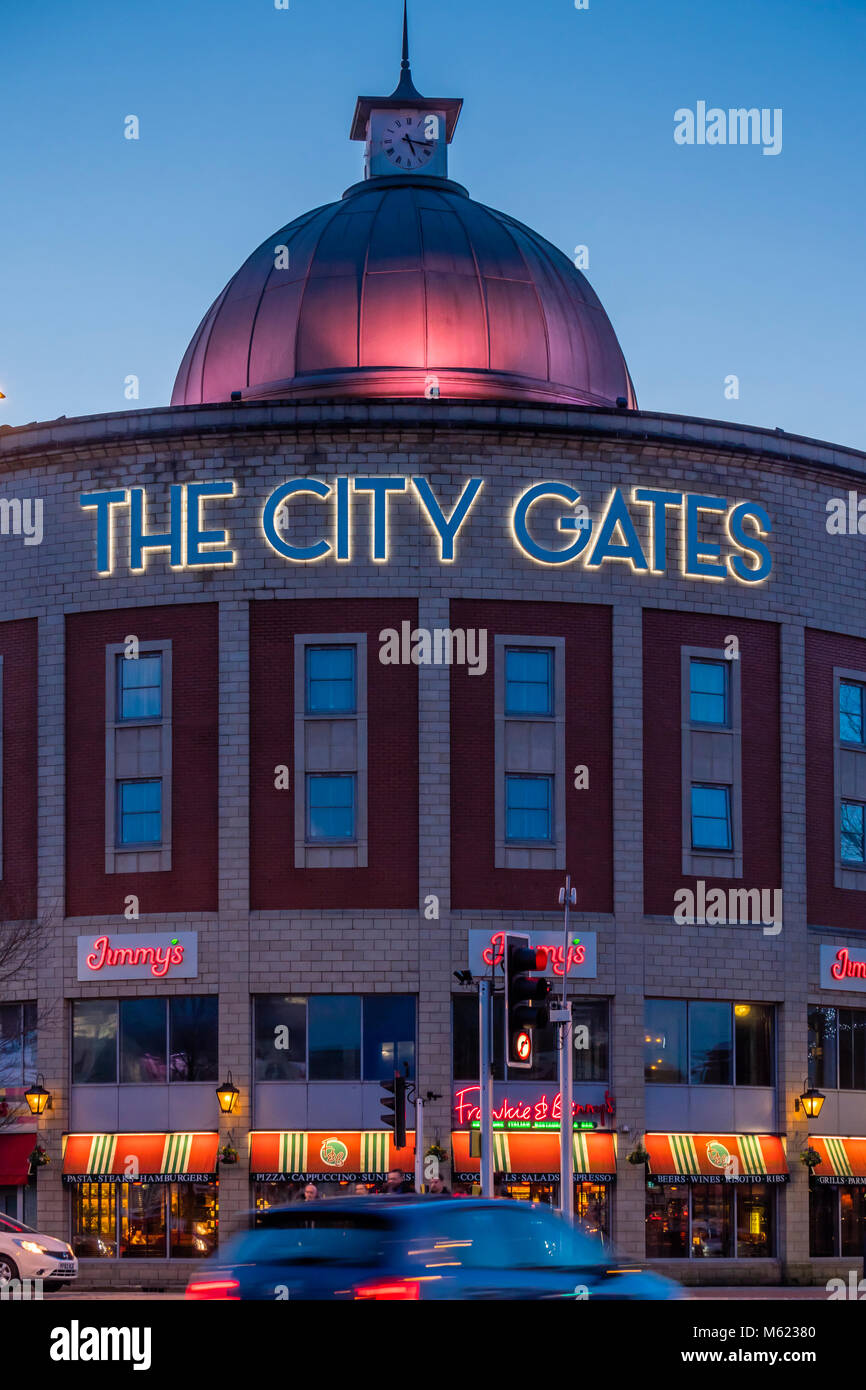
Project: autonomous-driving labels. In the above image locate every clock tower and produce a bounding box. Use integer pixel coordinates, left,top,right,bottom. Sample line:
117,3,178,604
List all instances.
350,1,463,181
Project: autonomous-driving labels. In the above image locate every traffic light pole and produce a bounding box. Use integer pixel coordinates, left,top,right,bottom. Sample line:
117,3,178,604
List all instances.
414,1095,424,1193
479,977,494,1197
558,876,576,1224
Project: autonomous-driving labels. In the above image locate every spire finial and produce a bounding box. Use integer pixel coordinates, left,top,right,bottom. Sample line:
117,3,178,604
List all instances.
401,1,410,73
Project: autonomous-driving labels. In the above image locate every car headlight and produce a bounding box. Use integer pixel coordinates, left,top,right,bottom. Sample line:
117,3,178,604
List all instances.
15,1239,51,1255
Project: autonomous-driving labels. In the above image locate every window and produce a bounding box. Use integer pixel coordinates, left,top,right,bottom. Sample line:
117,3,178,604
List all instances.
841,800,866,863
689,659,729,726
690,785,732,851
71,1182,217,1260
839,1009,866,1090
505,775,553,843
645,1000,774,1086
72,999,218,1084
505,648,553,716
808,1005,866,1090
453,995,607,1083
306,774,355,841
0,1003,36,1087
810,1186,866,1258
808,1006,838,1089
840,680,866,746
117,653,162,721
117,779,162,847
254,996,416,1082
646,1182,774,1259
306,646,355,714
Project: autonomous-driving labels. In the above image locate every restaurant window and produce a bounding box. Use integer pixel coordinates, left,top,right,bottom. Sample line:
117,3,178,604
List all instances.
646,1000,774,1086
253,995,416,1082
808,1005,866,1090
646,1182,774,1259
72,998,218,1084
453,995,608,1084
840,680,866,746
809,1186,866,1258
0,1002,37,1087
505,647,553,717
689,659,729,727
690,784,732,852
71,1182,217,1260
841,800,866,863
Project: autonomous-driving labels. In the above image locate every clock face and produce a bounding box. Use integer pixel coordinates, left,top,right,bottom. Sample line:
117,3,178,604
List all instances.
381,113,438,171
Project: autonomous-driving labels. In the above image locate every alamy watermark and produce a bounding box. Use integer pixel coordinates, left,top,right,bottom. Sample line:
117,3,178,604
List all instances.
0,497,43,545
379,622,487,675
673,880,782,935
674,102,782,156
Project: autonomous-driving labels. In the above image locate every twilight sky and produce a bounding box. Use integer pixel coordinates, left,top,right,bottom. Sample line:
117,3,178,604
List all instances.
1,0,863,449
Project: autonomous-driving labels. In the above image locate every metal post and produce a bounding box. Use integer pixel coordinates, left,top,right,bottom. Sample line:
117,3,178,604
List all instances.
559,875,575,1223
479,978,494,1197
414,1095,424,1192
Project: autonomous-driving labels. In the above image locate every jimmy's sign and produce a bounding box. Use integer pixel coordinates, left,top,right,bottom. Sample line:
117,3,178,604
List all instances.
469,929,597,979
78,478,772,583
76,933,198,981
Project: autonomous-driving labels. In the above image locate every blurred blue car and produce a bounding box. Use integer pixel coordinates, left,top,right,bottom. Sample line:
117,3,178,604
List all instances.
185,1197,681,1301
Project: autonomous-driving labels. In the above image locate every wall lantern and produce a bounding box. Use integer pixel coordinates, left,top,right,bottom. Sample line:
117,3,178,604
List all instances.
25,1075,51,1115
795,1080,825,1118
216,1071,240,1115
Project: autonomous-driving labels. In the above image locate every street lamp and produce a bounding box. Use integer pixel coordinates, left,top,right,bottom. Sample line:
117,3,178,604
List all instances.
25,1075,51,1115
216,1071,240,1115
795,1080,825,1118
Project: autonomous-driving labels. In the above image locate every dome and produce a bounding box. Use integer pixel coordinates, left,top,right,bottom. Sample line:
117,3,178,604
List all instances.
171,174,636,409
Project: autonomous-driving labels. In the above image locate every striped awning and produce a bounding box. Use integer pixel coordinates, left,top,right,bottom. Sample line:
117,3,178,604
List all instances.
62,1132,219,1183
809,1136,866,1185
451,1129,617,1181
645,1133,788,1183
249,1131,415,1182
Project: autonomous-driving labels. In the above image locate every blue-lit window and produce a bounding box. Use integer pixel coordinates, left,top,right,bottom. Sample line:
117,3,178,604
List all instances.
306,646,355,714
363,996,416,1080
840,682,866,746
689,659,728,726
690,784,732,851
307,774,355,841
505,775,552,842
841,801,866,863
117,653,162,720
117,780,162,846
505,648,553,716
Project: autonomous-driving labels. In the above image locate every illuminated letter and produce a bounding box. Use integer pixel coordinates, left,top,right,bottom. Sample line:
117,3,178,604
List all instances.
186,481,236,566
685,494,727,579
336,476,350,560
80,489,128,575
262,479,331,561
411,477,483,561
586,488,648,570
512,482,592,564
633,488,683,571
727,501,772,583
353,477,406,562
129,485,184,571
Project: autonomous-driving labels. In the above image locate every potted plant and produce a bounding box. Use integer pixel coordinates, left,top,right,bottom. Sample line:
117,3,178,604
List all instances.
219,1143,239,1166
28,1144,50,1169
425,1143,449,1163
800,1146,821,1170
627,1141,650,1166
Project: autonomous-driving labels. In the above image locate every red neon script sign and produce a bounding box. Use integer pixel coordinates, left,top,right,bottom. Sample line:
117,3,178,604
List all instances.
831,948,866,981
482,929,585,977
453,1086,615,1127
85,934,185,979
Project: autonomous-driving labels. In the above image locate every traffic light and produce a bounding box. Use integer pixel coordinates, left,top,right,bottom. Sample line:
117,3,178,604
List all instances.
503,932,551,1070
380,1072,407,1147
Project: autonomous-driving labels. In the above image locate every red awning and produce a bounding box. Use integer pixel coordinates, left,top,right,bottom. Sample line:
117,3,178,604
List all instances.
451,1129,617,1181
810,1137,866,1185
249,1131,415,1181
62,1132,219,1183
0,1134,34,1186
645,1133,788,1183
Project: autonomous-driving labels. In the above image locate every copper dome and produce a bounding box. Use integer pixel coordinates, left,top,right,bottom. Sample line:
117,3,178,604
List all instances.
171,174,636,409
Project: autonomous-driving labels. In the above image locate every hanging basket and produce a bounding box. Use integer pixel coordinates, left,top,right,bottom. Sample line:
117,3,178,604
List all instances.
627,1145,650,1166
219,1145,239,1166
28,1145,50,1169
800,1146,821,1170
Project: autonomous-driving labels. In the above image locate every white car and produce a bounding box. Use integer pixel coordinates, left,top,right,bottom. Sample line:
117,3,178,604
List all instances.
0,1212,78,1289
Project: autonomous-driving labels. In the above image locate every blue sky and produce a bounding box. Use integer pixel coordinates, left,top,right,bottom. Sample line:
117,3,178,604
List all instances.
1,0,863,448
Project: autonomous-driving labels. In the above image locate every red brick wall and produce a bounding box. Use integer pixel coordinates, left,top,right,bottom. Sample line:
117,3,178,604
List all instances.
806,627,866,930
643,610,781,915
0,618,37,920
450,600,613,911
65,605,219,916
250,599,418,910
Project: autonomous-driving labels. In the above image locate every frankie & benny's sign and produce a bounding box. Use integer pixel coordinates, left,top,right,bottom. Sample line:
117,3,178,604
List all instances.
78,476,772,583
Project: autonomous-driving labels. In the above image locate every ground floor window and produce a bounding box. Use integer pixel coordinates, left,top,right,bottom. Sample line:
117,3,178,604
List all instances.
646,1182,775,1258
810,1184,866,1257
0,1179,37,1227
458,1180,610,1243
70,1181,218,1258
